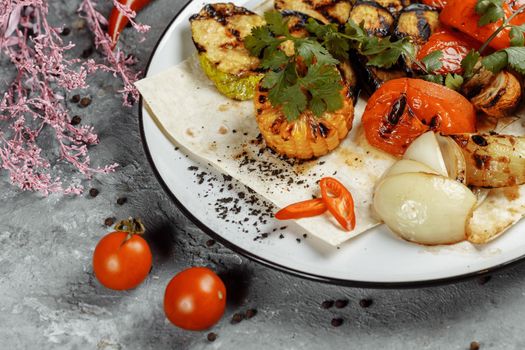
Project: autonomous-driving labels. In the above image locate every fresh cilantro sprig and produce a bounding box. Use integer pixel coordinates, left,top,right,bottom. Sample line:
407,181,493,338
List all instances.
245,11,343,120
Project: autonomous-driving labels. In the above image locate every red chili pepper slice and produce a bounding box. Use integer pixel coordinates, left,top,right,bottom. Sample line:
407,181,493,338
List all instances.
319,177,356,231
108,0,151,49
275,198,327,220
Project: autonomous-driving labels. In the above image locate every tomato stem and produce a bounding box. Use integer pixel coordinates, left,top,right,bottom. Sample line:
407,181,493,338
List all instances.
114,217,146,237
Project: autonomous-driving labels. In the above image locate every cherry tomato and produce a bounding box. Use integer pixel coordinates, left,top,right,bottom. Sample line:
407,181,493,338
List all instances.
164,267,226,331
319,177,355,231
362,78,476,156
275,198,327,220
417,28,480,75
422,0,447,10
108,0,151,48
440,0,525,51
93,230,152,290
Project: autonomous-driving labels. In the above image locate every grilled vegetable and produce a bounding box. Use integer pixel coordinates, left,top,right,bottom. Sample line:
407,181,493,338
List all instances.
362,78,476,156
349,1,395,37
451,133,525,188
254,82,354,159
470,71,522,118
372,0,411,16
190,3,265,100
374,172,476,245
349,51,406,93
275,0,352,25
394,4,440,45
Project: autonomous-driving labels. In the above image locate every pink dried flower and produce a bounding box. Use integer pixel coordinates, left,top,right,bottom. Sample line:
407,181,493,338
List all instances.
0,0,148,195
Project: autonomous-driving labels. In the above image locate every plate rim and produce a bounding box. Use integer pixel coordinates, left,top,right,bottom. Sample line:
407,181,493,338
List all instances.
137,0,525,288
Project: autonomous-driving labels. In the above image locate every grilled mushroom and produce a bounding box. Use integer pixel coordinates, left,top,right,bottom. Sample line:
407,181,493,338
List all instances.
470,71,522,118
190,3,265,100
451,133,525,188
275,0,352,25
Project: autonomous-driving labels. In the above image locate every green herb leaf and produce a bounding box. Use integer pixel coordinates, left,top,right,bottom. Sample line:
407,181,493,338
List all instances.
475,0,505,26
296,39,339,66
503,46,525,74
481,50,508,73
510,25,525,46
421,50,443,73
445,73,464,90
301,63,343,115
281,84,307,120
264,11,289,36
422,74,444,85
461,50,481,78
245,26,277,57
260,50,290,70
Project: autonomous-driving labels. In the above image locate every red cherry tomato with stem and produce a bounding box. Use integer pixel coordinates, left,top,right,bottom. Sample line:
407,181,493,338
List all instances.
93,218,152,290
164,267,226,331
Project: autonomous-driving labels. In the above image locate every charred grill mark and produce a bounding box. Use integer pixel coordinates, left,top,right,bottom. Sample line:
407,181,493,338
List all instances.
193,40,207,53
387,94,407,125
219,41,241,49
428,115,439,130
473,153,491,170
256,108,263,114
258,94,267,104
229,28,241,40
377,15,391,36
319,122,330,138
271,117,284,134
190,4,255,23
482,87,506,108
451,135,469,148
258,86,269,92
465,84,484,99
472,135,488,146
416,12,431,42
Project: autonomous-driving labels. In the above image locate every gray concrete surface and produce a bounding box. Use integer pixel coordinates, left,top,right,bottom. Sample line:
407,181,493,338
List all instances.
2,1,525,349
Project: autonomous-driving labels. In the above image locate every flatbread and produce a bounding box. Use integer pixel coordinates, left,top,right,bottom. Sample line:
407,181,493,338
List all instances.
137,55,395,246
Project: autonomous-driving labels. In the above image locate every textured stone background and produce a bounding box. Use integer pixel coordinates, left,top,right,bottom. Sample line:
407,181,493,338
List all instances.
2,1,525,349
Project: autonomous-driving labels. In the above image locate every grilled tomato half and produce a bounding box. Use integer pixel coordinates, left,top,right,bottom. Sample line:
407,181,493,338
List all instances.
254,81,354,160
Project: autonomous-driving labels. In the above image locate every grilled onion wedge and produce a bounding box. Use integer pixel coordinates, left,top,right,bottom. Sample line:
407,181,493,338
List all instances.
254,82,354,159
190,3,265,100
451,133,525,188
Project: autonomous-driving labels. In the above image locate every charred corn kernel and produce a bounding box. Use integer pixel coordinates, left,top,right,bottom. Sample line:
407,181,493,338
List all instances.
254,83,354,160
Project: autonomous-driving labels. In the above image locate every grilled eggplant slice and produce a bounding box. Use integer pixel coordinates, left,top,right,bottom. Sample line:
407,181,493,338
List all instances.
349,1,395,37
470,71,522,118
349,51,406,93
190,3,265,100
451,133,525,188
373,0,412,16
394,4,439,45
255,81,354,159
275,0,351,25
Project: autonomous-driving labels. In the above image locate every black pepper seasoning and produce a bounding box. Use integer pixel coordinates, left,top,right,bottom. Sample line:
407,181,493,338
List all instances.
205,239,216,247
70,115,81,125
470,341,480,350
61,27,71,36
104,217,114,226
231,313,244,324
81,47,94,58
207,333,217,342
245,308,257,319
359,298,373,308
335,299,349,309
89,188,99,197
79,97,92,107
321,300,334,309
71,94,80,103
117,197,127,205
331,318,343,327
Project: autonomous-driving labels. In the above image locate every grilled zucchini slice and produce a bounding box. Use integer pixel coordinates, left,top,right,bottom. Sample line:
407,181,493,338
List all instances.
190,3,265,100
394,4,439,45
255,80,354,159
349,1,395,37
275,0,352,25
349,51,406,93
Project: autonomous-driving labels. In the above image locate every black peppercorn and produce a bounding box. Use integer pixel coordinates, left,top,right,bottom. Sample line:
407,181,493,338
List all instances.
359,298,373,308
71,94,80,103
335,299,349,309
70,116,81,125
321,300,334,309
231,313,244,324
61,27,71,36
79,97,92,107
89,188,99,197
331,318,343,327
245,308,257,319
104,217,114,226
207,333,217,342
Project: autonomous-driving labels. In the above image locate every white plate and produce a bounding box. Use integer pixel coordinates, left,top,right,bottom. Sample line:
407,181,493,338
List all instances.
139,0,525,287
